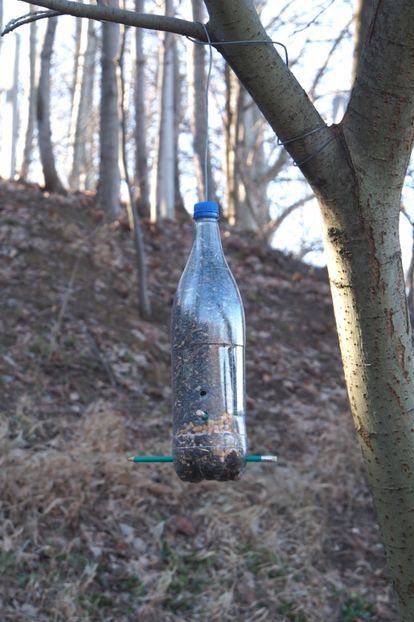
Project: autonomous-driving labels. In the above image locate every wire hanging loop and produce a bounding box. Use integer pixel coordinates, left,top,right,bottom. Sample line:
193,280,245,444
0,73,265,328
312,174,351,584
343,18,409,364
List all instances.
199,23,213,203
187,30,289,67
277,124,334,168
188,29,334,169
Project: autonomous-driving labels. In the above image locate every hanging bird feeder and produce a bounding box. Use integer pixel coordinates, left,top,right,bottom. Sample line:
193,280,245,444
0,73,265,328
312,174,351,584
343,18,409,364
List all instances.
129,26,278,481
128,202,277,482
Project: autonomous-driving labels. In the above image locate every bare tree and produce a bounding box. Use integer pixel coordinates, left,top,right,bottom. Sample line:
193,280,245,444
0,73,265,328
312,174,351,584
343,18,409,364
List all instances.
37,15,65,193
69,18,97,189
96,0,121,219
19,6,38,180
9,34,21,179
188,0,214,202
225,66,268,229
134,0,150,217
150,0,175,221
119,21,151,320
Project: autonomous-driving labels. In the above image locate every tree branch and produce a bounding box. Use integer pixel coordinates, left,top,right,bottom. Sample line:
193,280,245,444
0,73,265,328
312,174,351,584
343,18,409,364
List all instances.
264,193,315,240
14,0,205,40
204,0,341,192
2,10,61,35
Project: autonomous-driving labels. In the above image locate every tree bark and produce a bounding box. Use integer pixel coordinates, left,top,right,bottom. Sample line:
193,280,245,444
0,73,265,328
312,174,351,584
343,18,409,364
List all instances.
10,34,21,180
96,0,121,219
82,22,98,191
188,0,214,202
68,14,97,190
173,36,184,214
19,6,38,180
37,15,66,194
224,63,238,225
68,15,87,189
150,0,175,221
134,0,150,218
353,0,375,79
68,18,97,190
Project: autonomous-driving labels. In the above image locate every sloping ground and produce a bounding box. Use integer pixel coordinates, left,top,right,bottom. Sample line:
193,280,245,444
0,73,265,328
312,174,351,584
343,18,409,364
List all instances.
0,180,396,621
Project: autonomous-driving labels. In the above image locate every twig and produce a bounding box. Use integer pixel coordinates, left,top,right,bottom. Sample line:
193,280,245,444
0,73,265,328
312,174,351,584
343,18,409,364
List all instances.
2,10,61,36
291,0,336,35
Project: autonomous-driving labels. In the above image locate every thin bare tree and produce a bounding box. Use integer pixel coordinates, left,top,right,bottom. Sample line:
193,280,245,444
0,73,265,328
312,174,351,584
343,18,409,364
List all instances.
96,0,121,218
150,0,175,221
134,0,150,217
37,15,65,193
19,6,38,180
119,12,151,319
188,0,214,202
68,18,97,189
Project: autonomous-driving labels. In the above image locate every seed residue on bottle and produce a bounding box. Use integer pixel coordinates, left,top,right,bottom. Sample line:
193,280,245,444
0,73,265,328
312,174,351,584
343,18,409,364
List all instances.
171,216,247,483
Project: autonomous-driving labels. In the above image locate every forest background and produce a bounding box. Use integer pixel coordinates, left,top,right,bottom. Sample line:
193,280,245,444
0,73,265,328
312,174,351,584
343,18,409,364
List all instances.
4,0,414,269
0,1,413,621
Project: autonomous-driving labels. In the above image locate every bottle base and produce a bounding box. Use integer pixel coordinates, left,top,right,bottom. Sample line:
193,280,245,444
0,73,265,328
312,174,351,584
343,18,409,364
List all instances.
173,446,246,483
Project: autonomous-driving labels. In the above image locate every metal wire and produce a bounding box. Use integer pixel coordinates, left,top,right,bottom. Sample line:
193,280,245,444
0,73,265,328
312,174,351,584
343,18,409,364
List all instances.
189,26,332,173
200,23,213,202
277,124,327,146
187,33,289,67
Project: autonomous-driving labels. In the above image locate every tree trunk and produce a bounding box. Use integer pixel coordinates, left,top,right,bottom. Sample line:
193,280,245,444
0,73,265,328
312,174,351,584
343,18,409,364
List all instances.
224,66,267,229
134,0,150,218
68,16,97,190
82,22,98,191
224,64,238,224
19,6,38,180
150,0,175,221
202,1,414,618
96,0,121,219
119,21,151,320
173,35,184,214
352,0,375,79
37,15,65,194
9,34,21,180
188,0,214,202
238,91,268,228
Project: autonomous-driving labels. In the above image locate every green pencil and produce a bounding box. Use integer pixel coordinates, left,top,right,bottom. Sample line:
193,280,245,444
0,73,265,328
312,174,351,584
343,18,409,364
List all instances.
128,455,277,463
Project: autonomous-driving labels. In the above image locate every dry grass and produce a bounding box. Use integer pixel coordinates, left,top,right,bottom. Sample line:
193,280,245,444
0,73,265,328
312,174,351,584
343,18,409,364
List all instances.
0,181,395,621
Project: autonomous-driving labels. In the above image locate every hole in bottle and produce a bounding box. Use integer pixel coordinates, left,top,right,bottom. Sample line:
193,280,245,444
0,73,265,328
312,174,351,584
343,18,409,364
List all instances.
200,390,207,396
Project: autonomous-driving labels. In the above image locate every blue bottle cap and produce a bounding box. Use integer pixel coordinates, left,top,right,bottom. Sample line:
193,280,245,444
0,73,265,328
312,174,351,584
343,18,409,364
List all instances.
193,201,219,220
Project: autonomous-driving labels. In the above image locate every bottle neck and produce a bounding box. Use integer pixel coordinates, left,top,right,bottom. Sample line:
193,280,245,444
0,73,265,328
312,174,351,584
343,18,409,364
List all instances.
193,218,224,259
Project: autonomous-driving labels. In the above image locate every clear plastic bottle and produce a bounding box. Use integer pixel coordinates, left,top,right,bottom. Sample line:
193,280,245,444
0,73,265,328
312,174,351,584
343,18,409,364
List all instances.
171,201,247,482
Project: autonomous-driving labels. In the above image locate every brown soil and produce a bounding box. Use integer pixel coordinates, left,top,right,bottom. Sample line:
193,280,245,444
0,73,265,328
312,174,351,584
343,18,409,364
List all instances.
0,180,396,621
